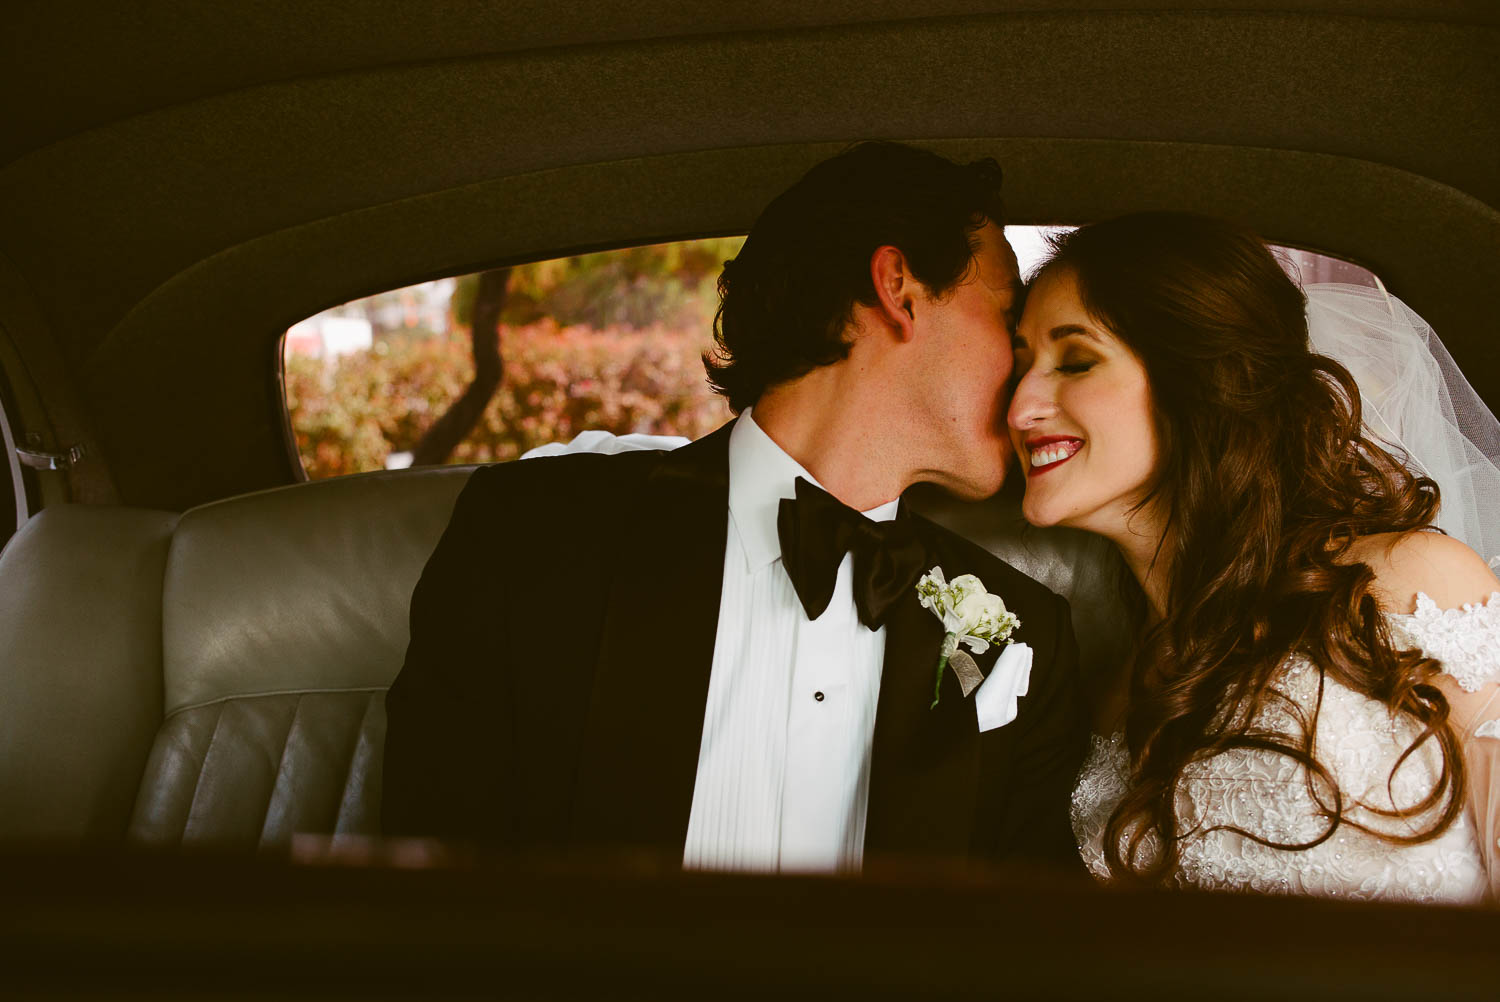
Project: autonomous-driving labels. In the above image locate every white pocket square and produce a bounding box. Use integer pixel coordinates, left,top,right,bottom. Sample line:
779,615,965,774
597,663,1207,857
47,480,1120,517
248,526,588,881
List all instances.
974,642,1033,733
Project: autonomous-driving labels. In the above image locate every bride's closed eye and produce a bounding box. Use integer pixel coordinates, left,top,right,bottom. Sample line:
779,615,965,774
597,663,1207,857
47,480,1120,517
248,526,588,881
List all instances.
1055,346,1100,375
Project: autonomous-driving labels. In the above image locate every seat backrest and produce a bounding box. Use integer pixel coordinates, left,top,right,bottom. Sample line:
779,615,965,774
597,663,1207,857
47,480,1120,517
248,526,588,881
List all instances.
0,464,1131,848
128,467,472,850
0,467,470,847
0,504,178,842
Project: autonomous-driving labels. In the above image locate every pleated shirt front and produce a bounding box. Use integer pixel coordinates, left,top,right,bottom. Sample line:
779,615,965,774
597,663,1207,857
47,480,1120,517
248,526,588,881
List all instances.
681,410,896,873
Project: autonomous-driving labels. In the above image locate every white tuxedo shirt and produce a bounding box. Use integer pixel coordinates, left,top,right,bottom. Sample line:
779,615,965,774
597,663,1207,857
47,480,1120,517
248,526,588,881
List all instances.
524,412,898,873
680,411,897,873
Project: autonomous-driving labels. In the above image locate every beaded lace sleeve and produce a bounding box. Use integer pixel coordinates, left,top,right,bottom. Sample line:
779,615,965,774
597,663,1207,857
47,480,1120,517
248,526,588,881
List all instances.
1386,592,1500,693
1387,591,1500,899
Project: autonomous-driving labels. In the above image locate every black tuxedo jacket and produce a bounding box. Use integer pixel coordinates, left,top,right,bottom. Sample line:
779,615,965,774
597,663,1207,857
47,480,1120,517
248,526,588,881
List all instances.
383,423,1088,872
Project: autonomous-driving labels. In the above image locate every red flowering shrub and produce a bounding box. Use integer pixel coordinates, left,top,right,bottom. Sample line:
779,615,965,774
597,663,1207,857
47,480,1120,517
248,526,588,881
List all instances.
285,321,732,480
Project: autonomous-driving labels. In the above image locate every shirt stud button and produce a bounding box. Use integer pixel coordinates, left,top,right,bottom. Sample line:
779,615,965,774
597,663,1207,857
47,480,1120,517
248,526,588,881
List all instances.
814,691,825,702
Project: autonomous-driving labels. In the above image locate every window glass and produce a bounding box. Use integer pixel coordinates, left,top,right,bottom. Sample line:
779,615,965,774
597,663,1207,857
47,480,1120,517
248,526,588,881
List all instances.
283,230,1381,480
284,238,742,479
1276,245,1383,289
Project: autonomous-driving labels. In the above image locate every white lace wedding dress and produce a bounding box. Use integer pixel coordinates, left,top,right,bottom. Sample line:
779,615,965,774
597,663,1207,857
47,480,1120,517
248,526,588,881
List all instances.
1072,593,1500,904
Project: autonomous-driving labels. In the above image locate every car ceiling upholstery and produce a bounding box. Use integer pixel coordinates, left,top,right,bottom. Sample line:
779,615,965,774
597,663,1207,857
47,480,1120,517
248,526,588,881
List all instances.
1,1,1495,510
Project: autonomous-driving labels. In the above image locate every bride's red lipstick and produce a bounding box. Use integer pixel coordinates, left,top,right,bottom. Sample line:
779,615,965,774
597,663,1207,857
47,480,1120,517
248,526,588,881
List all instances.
1024,435,1084,477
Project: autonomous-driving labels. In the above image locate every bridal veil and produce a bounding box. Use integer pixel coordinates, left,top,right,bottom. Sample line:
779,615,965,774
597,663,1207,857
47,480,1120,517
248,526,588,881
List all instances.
1305,282,1500,898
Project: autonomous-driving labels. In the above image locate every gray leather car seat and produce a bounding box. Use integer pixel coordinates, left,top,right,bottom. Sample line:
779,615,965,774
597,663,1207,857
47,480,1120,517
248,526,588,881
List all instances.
0,504,179,843
0,467,470,847
0,466,1130,848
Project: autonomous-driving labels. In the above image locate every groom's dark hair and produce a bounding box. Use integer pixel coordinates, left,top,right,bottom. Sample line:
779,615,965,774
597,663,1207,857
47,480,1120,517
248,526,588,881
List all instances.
704,142,1006,412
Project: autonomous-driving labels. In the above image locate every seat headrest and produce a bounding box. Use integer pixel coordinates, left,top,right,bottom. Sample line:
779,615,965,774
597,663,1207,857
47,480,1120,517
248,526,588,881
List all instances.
162,467,473,713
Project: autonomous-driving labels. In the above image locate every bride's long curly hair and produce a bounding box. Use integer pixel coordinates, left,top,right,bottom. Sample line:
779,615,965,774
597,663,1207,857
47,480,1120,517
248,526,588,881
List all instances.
1040,212,1467,883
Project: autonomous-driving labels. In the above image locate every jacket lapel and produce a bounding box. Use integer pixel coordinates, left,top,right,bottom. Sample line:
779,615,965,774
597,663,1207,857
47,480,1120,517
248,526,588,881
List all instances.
863,524,1000,861
569,422,733,852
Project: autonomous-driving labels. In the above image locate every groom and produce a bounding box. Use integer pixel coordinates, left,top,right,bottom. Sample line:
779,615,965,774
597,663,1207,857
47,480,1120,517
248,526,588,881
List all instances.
382,142,1087,874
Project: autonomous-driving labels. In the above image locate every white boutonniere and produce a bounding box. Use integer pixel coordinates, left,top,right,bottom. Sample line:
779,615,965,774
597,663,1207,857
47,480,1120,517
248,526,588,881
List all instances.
915,566,1019,710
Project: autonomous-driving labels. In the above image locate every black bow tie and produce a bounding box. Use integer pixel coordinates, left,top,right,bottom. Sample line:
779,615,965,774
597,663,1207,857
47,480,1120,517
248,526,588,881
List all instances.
776,477,929,630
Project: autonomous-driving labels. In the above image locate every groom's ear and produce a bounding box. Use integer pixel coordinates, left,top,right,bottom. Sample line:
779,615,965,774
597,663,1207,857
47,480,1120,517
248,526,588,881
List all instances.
869,244,918,342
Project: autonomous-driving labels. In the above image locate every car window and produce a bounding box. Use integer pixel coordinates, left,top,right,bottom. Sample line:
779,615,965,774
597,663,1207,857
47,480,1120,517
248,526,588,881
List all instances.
283,238,743,480
282,231,1381,480
1277,246,1383,290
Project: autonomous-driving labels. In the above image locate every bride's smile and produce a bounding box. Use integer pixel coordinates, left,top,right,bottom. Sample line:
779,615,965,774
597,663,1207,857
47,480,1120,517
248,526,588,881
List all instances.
1006,266,1159,542
1021,434,1083,474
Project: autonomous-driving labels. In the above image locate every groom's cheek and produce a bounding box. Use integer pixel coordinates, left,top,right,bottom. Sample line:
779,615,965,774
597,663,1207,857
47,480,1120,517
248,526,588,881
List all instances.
998,389,1018,460
996,431,1024,493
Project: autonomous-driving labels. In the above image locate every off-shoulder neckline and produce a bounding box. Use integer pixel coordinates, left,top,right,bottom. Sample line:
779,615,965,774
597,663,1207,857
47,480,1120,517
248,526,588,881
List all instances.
1386,590,1500,621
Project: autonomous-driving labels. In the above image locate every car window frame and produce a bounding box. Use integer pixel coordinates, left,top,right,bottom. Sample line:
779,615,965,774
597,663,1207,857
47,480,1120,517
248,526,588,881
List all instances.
0,363,32,544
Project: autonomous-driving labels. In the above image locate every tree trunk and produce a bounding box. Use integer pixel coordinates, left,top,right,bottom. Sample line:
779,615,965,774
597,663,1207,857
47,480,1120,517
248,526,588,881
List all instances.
411,267,511,466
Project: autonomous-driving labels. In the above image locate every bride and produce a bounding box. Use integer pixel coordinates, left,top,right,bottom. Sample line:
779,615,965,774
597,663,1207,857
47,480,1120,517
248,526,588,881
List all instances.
1009,211,1500,903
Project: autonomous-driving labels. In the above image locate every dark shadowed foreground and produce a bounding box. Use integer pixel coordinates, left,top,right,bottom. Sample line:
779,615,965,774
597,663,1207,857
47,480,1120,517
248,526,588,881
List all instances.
2,845,1496,1001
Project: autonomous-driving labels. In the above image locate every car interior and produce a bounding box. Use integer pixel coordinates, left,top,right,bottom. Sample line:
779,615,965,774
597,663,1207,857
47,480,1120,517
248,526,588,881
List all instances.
0,2,1496,998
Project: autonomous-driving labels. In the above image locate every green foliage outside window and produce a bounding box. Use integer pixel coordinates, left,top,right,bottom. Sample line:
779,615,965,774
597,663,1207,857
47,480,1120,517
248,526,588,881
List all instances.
452,237,743,331
286,238,744,479
286,321,731,479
